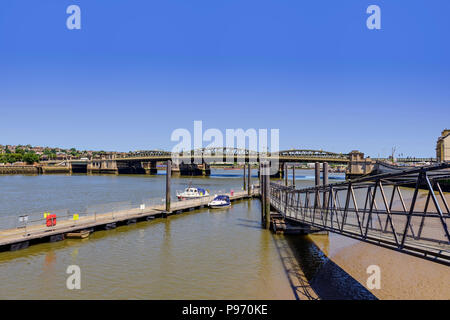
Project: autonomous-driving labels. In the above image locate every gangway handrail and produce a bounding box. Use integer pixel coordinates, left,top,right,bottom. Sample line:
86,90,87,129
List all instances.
269,163,450,265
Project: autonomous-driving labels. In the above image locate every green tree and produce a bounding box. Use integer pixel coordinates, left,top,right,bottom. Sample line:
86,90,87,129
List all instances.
43,148,57,160
69,148,79,157
5,153,22,163
23,153,40,164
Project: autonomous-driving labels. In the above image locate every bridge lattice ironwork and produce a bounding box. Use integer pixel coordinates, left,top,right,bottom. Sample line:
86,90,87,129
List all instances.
278,149,348,159
270,163,450,265
120,148,349,162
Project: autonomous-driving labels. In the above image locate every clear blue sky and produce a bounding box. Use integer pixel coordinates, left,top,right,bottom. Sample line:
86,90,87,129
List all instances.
1,0,449,157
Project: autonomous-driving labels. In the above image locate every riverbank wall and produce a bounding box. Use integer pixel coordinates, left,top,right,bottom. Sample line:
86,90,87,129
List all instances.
0,165,74,175
0,166,41,174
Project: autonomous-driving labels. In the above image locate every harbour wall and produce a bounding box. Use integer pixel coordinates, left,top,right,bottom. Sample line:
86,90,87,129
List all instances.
0,166,41,174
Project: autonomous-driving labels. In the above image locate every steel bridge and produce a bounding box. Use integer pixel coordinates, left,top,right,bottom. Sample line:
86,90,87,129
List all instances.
43,149,434,166
116,148,350,163
269,163,450,265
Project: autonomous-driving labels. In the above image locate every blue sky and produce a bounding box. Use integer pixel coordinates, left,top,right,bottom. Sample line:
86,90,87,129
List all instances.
0,0,449,157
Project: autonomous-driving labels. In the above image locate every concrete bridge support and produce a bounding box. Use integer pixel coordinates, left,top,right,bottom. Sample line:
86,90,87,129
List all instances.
116,160,146,174
142,161,158,175
171,162,180,175
201,163,211,176
178,162,211,176
88,159,119,174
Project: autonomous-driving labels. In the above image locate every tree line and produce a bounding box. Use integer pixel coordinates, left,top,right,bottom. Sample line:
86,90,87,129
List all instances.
0,148,40,164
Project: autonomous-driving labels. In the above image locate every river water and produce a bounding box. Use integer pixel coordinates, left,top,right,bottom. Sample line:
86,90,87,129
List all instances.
0,169,448,299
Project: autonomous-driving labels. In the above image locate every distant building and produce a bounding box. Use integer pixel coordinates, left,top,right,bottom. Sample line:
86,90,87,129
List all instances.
32,146,44,153
6,145,15,153
436,129,450,163
55,152,68,160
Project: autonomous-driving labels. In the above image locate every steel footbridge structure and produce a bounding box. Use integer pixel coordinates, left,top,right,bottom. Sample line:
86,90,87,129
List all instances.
269,163,450,265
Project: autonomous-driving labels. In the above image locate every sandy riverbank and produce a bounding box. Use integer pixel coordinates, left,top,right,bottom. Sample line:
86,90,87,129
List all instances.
309,189,450,299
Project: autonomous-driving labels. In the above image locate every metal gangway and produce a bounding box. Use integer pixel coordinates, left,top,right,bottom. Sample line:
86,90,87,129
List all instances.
270,163,450,265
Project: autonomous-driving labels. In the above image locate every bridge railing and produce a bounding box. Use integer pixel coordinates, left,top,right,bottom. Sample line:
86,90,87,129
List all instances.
0,197,168,241
0,185,257,242
376,157,437,162
270,163,450,264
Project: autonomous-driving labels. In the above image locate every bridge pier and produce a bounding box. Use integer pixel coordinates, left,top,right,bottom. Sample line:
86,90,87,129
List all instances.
202,163,211,176
178,162,211,176
116,160,144,174
142,161,158,175
87,159,118,174
85,156,121,175
171,162,180,175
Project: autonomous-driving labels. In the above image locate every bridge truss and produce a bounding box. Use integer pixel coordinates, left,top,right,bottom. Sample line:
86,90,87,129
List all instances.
270,163,450,265
119,148,349,163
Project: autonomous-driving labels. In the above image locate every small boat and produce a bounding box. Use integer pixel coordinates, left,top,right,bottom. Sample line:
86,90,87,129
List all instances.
208,195,231,208
177,187,210,200
66,230,90,239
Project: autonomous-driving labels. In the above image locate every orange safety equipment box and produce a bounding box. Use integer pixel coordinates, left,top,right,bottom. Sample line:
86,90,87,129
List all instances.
46,214,57,227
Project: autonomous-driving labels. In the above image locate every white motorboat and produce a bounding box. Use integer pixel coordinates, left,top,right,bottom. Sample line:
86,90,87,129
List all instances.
177,187,210,200
208,195,231,208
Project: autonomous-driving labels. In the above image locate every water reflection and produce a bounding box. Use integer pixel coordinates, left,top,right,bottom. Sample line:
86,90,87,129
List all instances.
43,251,56,272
